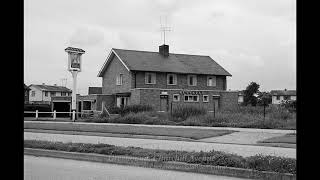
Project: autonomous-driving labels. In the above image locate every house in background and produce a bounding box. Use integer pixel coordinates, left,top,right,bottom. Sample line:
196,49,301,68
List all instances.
94,44,238,112
270,89,296,104
24,84,31,103
28,83,72,104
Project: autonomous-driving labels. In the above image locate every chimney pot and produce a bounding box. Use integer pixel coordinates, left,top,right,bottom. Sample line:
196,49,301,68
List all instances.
42,83,45,85
54,84,57,86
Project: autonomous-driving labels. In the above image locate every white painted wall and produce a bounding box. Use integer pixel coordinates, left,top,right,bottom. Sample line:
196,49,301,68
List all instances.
29,86,43,102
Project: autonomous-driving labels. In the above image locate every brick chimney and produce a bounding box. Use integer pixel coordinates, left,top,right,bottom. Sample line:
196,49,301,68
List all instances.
159,44,169,57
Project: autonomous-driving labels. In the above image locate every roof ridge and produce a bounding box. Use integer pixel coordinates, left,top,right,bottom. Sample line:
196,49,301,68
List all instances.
112,48,210,57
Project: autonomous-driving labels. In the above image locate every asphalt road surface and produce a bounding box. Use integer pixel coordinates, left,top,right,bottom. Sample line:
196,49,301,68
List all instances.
24,155,251,180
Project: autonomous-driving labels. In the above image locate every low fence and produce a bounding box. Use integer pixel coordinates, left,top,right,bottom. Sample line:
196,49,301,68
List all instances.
24,110,103,120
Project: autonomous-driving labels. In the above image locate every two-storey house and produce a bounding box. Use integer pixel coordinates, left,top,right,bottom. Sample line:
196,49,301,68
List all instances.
91,44,238,112
28,83,72,104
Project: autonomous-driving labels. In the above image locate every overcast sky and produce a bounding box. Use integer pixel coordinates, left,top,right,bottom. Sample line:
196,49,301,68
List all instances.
24,0,296,95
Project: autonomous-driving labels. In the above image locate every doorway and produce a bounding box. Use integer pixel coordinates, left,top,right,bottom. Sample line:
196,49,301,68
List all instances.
160,95,168,112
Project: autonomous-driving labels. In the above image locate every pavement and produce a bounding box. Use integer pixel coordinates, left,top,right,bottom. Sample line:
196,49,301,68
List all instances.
25,155,250,180
24,132,296,158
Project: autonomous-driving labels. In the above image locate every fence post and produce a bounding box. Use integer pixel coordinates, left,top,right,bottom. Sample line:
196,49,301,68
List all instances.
53,110,56,120
170,101,173,117
72,110,76,122
263,104,266,121
35,110,38,119
213,103,215,118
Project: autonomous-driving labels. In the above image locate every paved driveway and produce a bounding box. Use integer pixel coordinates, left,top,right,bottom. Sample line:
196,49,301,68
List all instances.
24,132,296,159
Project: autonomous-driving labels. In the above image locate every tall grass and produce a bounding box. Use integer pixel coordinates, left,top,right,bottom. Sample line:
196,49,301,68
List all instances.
171,105,206,122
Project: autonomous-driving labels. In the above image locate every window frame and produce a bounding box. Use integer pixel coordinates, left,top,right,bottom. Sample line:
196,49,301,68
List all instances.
184,95,199,102
167,73,177,85
31,91,35,97
145,72,156,84
45,91,48,97
276,95,280,100
51,92,56,97
173,94,180,102
187,75,197,86
207,76,217,87
116,74,124,85
203,95,209,102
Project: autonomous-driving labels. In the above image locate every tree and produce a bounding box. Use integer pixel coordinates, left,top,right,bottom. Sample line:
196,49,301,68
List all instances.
257,92,272,106
243,82,260,106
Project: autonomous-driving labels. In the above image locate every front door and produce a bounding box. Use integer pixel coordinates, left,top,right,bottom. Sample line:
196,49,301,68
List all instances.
160,95,168,112
212,98,219,112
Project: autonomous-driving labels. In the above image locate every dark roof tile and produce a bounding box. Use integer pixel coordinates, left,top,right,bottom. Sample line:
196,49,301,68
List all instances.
98,48,231,76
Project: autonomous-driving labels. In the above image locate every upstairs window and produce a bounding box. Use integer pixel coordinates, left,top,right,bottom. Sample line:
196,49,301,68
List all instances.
188,75,197,86
31,91,35,97
116,74,123,85
207,76,216,86
45,92,48,97
61,92,66,96
167,74,177,85
51,92,56,96
145,72,156,84
276,96,280,100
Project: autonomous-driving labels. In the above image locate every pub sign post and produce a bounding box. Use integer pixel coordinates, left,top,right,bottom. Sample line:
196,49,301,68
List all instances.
65,47,85,121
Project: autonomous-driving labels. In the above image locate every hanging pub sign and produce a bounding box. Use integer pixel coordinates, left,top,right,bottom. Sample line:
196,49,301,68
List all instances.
65,47,85,72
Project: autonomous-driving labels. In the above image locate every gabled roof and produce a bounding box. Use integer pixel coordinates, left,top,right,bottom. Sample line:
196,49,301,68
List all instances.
98,48,232,77
24,84,30,90
30,84,72,92
270,90,296,96
88,87,102,95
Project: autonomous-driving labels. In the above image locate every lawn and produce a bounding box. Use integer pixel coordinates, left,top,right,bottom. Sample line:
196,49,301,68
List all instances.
24,122,235,140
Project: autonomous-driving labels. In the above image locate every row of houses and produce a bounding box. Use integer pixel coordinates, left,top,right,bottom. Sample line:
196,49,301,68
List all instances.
25,44,296,114
238,89,296,105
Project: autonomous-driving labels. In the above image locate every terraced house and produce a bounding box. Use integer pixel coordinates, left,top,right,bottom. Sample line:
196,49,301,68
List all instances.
94,44,238,112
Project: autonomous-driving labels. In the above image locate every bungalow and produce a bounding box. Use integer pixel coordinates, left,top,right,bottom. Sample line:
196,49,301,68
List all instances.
270,89,296,104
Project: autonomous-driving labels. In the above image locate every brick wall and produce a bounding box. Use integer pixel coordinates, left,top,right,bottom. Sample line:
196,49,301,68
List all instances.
219,91,238,109
133,71,226,90
102,55,132,94
131,89,237,112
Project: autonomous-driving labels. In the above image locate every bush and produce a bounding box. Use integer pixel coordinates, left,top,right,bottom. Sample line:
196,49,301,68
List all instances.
120,104,153,116
171,105,206,121
247,154,296,174
24,104,52,117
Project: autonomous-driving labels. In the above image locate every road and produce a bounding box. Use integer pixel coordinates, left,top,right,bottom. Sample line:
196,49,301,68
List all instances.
24,155,251,180
24,132,296,158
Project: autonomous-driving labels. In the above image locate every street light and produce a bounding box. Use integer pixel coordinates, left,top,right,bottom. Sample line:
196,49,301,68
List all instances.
65,47,85,121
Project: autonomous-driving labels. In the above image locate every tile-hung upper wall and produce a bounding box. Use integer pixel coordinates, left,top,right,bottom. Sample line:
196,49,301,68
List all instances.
132,71,226,90
102,55,132,94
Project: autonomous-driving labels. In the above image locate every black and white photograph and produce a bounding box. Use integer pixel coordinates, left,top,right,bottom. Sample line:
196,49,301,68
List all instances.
24,0,296,179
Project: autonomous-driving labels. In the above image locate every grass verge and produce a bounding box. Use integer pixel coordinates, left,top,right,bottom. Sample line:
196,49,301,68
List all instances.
24,122,235,140
24,140,296,174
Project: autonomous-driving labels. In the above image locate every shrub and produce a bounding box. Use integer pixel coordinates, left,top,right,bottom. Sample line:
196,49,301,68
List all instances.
171,105,206,121
24,104,52,117
246,154,296,174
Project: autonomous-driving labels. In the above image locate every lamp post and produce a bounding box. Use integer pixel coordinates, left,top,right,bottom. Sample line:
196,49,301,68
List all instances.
65,47,85,121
